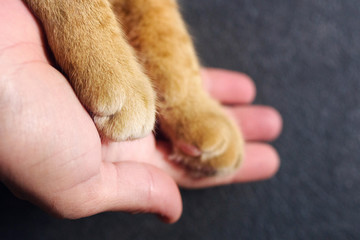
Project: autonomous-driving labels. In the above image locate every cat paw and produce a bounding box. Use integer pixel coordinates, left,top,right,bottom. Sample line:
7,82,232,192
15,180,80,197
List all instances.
91,79,156,141
161,100,244,178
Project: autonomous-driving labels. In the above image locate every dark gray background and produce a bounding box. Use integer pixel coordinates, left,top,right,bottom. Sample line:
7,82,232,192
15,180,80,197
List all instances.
1,0,360,239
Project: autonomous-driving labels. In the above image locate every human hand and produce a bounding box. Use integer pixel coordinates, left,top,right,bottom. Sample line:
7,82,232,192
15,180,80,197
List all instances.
0,0,282,223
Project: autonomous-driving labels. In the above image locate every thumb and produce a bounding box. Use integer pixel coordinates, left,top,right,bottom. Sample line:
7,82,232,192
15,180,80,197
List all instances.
46,162,182,223
100,162,183,223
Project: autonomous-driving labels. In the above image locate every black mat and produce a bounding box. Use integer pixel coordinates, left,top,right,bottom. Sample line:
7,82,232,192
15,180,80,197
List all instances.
1,0,359,239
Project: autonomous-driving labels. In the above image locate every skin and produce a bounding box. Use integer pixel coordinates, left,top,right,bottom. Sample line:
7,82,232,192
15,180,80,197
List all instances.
0,0,282,223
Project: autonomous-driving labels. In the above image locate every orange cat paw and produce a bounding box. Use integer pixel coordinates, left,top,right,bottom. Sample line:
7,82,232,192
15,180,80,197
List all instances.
92,82,156,141
161,99,244,178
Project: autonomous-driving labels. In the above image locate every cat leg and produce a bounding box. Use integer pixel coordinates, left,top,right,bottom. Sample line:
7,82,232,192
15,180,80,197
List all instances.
23,0,156,141
111,0,244,177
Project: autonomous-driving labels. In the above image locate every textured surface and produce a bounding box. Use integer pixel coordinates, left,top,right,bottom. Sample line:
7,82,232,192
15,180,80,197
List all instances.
1,0,360,239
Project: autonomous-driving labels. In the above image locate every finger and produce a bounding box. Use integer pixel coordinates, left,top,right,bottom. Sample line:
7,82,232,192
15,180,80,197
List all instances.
99,162,182,223
101,135,156,163
202,68,256,104
170,143,280,189
50,162,182,223
227,105,283,141
232,143,280,183
152,142,280,188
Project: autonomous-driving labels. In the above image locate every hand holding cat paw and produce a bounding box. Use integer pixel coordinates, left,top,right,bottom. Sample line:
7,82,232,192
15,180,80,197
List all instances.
0,0,282,223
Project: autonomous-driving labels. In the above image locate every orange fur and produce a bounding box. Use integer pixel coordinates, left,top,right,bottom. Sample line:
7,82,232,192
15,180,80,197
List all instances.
24,0,244,177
